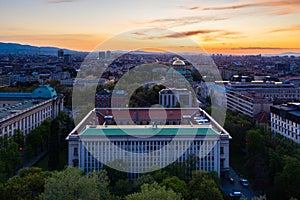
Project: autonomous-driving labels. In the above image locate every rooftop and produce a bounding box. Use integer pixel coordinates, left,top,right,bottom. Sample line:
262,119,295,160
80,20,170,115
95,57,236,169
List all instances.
0,85,59,120
80,125,218,137
0,98,50,121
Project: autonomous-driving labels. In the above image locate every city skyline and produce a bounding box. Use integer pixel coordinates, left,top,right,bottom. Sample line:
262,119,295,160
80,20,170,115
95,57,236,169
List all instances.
1,0,300,54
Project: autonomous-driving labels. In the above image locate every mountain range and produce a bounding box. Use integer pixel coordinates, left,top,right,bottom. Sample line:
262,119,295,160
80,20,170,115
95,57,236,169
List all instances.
0,42,87,55
0,42,299,56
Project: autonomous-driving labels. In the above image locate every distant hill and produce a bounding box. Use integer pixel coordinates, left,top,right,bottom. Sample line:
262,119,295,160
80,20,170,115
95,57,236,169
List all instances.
0,42,87,55
279,52,300,56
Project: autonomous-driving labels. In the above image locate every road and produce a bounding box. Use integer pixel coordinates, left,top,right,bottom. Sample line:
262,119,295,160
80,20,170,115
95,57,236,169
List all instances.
220,167,256,200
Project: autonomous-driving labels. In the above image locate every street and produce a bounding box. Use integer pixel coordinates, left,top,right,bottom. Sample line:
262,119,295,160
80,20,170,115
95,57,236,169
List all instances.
220,167,256,200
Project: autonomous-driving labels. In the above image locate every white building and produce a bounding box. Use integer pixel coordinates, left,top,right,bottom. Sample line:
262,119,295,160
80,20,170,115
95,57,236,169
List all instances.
271,103,300,143
67,108,231,178
226,82,300,117
159,88,192,108
0,85,64,137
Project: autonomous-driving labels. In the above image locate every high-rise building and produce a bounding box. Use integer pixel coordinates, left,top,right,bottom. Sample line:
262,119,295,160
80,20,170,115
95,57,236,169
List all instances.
106,51,112,59
99,51,105,60
58,49,64,58
64,54,72,64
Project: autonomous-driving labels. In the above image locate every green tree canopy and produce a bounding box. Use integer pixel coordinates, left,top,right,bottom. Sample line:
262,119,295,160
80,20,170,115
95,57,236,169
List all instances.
125,182,182,200
43,167,110,200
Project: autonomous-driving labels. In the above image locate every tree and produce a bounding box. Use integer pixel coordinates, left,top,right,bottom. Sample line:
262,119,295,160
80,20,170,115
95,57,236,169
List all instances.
125,182,181,200
3,167,50,200
113,179,133,197
0,139,23,180
43,167,110,200
188,171,223,200
48,119,61,170
274,156,300,199
161,176,188,199
12,129,24,149
133,174,155,192
246,129,264,157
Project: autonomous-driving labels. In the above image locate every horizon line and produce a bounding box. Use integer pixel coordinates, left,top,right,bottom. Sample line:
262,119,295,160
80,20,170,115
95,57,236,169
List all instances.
1,41,300,56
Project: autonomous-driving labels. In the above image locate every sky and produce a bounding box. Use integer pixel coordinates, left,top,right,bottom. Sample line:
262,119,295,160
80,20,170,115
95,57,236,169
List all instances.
0,0,300,54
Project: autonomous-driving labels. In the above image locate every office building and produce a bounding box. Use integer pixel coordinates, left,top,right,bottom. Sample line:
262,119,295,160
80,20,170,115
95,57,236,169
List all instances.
271,103,300,143
226,81,300,117
159,88,192,108
0,85,64,137
67,108,231,178
57,49,64,59
99,51,105,60
95,90,127,108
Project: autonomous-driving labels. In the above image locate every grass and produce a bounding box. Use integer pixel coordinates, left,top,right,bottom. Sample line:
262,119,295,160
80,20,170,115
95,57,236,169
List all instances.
34,147,68,171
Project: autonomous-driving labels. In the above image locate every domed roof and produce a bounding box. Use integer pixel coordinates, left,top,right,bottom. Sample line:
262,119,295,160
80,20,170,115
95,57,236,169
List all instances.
172,58,185,66
32,85,57,99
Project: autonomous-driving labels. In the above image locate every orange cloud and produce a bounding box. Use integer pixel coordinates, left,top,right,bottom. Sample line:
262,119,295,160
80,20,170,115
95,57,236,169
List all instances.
190,0,300,15
270,25,300,33
144,16,228,28
132,29,241,40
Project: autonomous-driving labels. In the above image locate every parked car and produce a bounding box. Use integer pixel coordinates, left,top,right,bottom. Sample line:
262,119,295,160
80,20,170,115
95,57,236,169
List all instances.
239,178,249,187
229,191,242,198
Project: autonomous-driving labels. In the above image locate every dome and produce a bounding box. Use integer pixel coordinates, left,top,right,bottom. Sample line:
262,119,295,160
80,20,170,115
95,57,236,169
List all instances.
172,58,185,66
32,85,57,99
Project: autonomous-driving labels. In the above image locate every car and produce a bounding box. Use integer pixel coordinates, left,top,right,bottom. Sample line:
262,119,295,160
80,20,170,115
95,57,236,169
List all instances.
228,177,234,184
240,178,249,187
229,191,242,198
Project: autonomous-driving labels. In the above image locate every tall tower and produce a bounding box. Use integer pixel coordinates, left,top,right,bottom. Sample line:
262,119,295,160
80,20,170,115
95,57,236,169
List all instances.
106,51,112,59
58,49,64,59
99,51,105,60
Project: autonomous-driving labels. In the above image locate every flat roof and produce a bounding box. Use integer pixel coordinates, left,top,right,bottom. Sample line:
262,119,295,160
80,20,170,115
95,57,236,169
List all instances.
0,98,48,121
289,110,300,117
80,126,218,137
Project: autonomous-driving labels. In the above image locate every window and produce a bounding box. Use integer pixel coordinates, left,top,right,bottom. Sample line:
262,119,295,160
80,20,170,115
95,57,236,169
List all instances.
73,147,78,156
220,147,224,154
220,159,225,168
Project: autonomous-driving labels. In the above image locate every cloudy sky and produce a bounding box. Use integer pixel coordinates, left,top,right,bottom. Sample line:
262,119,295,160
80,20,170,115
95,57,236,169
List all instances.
0,0,300,54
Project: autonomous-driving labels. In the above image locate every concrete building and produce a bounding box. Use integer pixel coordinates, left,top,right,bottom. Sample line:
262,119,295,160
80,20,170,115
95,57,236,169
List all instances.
226,81,300,117
0,85,64,137
67,108,231,178
271,103,300,143
99,51,105,60
159,88,192,108
0,75,10,87
57,49,64,59
95,90,127,108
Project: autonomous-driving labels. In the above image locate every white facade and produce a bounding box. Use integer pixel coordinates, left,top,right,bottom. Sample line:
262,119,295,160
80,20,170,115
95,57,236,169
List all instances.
226,82,300,117
271,103,300,143
0,86,63,137
67,108,231,178
159,88,192,108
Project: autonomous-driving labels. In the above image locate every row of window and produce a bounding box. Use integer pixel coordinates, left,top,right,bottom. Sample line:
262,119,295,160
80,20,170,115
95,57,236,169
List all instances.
0,106,52,137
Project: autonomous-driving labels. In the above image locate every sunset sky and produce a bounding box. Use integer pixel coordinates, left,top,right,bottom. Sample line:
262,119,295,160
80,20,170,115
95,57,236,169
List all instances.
0,0,300,54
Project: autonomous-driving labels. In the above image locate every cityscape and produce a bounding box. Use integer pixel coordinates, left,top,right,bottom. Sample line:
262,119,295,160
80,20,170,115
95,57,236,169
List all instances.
1,0,300,200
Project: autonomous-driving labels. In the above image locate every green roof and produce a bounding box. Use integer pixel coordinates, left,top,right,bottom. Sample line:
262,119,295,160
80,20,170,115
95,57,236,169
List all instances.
80,127,218,137
32,85,57,99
